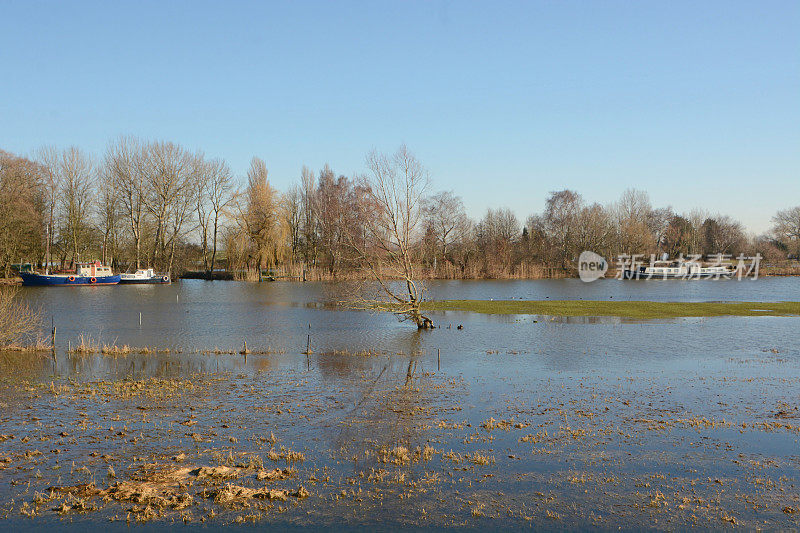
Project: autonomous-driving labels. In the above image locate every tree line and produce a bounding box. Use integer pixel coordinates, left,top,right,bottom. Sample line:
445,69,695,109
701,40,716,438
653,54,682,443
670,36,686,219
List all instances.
1,139,798,280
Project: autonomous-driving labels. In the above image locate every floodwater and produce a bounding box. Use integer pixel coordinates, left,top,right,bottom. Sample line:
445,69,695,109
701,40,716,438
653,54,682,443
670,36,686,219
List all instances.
1,279,799,531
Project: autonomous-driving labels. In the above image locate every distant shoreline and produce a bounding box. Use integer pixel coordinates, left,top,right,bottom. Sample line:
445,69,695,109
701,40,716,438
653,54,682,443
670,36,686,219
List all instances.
4,271,800,286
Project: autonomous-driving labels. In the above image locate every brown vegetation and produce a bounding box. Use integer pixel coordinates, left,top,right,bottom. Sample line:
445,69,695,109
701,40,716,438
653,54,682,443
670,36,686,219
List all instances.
1,140,798,281
0,286,41,348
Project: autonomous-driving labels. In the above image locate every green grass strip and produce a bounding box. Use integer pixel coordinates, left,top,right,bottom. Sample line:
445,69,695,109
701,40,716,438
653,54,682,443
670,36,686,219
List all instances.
422,300,800,319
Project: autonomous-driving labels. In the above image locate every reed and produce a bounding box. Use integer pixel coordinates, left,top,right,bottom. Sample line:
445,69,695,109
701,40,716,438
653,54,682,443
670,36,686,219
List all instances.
68,334,99,354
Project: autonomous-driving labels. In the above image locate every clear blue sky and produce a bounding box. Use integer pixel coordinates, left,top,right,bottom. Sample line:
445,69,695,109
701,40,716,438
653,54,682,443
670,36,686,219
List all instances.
1,0,798,233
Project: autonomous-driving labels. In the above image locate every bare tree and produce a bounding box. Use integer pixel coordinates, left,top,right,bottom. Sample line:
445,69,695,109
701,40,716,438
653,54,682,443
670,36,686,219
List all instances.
284,184,303,262
422,190,470,262
163,154,202,275
351,145,433,329
575,203,614,257
97,165,121,265
230,157,287,276
649,206,674,251
663,215,693,257
35,146,61,273
701,215,745,255
314,165,353,276
614,188,657,256
196,161,212,270
206,158,235,273
543,189,583,268
105,137,146,269
299,165,318,266
0,151,45,276
686,209,709,254
140,141,195,271
59,147,95,267
616,188,651,222
772,206,800,257
475,207,519,273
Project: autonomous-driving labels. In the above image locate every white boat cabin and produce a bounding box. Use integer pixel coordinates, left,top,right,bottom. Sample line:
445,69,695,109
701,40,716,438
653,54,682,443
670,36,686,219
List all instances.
632,260,732,278
120,268,162,280
76,261,113,277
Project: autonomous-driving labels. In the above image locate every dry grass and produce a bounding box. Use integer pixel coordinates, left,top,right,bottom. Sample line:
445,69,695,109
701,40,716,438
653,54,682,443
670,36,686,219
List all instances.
0,286,41,348
68,334,98,354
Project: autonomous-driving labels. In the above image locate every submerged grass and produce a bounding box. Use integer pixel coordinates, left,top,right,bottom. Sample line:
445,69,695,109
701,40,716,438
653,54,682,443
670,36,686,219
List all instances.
423,300,800,319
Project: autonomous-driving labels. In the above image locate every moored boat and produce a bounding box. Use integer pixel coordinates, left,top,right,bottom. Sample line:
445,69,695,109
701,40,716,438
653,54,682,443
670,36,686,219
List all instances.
119,268,170,284
21,261,120,286
623,260,733,280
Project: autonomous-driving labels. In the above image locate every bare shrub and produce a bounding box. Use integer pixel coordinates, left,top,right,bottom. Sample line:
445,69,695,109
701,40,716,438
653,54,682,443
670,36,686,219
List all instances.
0,287,41,347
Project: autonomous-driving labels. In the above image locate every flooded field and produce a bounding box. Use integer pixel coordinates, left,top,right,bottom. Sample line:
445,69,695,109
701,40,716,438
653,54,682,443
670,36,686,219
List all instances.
1,280,799,530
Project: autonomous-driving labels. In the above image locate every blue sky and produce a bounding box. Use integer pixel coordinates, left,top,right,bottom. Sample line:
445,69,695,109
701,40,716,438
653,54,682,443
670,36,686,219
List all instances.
1,0,798,233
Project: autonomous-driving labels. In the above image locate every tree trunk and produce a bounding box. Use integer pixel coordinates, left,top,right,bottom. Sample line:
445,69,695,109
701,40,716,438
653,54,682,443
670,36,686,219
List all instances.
168,238,176,277
210,215,219,273
134,234,141,269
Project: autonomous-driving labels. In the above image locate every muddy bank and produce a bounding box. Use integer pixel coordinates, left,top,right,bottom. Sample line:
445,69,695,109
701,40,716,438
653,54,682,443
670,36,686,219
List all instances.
0,346,798,530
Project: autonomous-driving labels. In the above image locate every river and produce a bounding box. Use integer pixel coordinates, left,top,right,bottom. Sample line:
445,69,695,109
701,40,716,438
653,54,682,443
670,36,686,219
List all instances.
1,278,798,530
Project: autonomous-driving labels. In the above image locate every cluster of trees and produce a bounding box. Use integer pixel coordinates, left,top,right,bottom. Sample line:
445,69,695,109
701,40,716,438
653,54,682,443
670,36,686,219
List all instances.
1,140,798,282
0,140,236,277
417,188,790,278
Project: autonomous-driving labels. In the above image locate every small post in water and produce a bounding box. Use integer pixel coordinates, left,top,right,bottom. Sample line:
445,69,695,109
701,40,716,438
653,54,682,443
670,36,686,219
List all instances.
437,348,440,371
303,334,312,370
139,312,142,326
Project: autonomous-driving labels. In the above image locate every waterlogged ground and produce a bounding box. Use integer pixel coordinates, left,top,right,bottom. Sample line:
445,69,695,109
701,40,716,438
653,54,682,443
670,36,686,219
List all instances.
2,280,799,530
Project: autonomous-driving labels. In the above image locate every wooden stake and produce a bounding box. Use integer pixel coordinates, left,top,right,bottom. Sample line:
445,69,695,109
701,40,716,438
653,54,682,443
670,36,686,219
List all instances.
437,348,440,371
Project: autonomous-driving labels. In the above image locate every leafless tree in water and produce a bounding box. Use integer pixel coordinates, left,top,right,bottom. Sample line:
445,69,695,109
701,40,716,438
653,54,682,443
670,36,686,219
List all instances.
348,145,433,329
